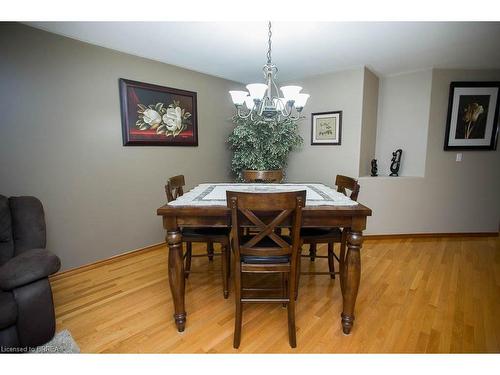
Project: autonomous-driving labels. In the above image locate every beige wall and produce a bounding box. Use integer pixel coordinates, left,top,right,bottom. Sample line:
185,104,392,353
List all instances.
285,68,365,184
375,69,433,177
0,23,238,270
360,69,500,234
359,68,379,177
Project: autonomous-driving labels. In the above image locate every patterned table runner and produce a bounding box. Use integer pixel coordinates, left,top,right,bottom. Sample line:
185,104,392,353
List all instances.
168,183,358,207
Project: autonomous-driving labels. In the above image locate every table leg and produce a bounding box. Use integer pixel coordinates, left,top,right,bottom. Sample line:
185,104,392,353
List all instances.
341,230,362,335
339,229,347,296
167,229,186,332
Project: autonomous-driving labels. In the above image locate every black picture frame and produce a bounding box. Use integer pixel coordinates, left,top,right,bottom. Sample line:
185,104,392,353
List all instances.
311,111,342,146
119,78,198,146
444,81,499,150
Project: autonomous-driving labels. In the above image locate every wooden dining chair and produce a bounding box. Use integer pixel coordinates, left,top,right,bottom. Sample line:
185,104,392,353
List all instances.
165,175,231,298
299,175,360,279
242,169,284,183
227,190,305,348
242,170,284,236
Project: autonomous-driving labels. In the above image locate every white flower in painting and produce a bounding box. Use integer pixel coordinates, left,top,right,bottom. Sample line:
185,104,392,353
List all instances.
142,109,162,128
163,106,183,131
463,103,485,139
463,103,484,123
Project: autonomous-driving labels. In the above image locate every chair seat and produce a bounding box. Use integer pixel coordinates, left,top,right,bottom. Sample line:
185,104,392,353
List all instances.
181,227,230,242
241,255,290,264
301,227,342,242
0,291,17,330
239,236,291,264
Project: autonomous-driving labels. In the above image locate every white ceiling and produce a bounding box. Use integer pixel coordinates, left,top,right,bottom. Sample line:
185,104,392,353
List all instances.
27,22,500,84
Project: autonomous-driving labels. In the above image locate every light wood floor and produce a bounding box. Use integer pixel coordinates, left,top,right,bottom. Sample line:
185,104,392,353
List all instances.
50,236,500,353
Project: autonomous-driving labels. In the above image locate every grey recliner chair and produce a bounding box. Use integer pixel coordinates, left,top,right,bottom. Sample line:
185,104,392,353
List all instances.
0,195,61,352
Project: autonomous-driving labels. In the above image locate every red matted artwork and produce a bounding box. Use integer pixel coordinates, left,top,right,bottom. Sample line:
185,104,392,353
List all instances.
119,78,198,146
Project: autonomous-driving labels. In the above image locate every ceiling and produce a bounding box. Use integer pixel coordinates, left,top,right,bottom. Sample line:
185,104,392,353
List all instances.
27,22,500,84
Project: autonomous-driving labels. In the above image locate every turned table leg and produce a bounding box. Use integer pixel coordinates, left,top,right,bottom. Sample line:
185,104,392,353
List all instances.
341,230,362,335
167,229,186,332
339,229,347,296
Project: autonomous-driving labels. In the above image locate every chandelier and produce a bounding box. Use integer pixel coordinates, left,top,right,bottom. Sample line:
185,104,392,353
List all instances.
229,22,309,122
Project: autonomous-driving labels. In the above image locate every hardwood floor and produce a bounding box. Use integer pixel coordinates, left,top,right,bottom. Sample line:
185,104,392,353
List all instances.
49,235,500,353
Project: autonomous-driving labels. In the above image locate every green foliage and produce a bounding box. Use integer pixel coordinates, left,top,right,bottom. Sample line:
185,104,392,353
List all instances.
227,115,303,181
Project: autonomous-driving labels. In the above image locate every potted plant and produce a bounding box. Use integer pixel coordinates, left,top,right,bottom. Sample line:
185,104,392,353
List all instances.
228,115,303,182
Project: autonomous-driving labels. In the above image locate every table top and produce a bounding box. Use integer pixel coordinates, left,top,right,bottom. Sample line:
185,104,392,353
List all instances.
166,183,359,207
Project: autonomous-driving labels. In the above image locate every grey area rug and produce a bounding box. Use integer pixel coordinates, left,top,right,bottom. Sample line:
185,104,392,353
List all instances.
30,330,80,354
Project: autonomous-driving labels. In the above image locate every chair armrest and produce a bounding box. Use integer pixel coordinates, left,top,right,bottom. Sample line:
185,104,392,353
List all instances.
0,249,61,291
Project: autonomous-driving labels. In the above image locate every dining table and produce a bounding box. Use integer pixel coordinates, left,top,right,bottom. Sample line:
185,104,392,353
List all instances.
156,182,372,335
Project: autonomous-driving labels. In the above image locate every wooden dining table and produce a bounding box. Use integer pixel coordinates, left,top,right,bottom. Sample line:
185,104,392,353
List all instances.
157,183,372,335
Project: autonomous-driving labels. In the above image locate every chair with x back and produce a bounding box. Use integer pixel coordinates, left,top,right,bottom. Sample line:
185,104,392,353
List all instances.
299,175,360,281
242,170,285,236
227,190,305,348
165,175,231,298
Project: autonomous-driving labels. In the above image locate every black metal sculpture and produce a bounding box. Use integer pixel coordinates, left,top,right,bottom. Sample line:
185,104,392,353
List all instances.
389,149,403,177
370,159,378,177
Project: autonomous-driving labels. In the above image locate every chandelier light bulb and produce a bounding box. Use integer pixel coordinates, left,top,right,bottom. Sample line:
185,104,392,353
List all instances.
294,93,310,109
280,86,302,103
229,90,248,106
246,83,268,101
245,96,255,110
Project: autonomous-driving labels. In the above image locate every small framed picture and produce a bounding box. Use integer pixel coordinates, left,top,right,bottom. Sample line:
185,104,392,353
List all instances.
119,78,198,146
444,82,499,150
311,111,342,145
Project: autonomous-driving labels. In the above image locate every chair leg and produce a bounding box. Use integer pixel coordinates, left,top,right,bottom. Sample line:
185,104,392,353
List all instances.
221,243,229,299
328,242,335,279
295,252,301,300
309,243,317,262
288,271,297,348
184,242,192,279
207,241,214,261
282,273,288,307
233,261,242,349
226,244,231,278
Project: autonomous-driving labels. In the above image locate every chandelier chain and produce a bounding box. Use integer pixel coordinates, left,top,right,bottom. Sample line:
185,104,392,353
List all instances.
267,21,272,64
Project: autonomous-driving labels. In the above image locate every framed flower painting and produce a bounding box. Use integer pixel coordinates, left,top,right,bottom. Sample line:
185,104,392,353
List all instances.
444,82,499,150
119,78,198,146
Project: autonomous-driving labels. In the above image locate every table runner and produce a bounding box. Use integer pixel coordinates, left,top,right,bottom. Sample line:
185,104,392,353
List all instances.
168,183,358,207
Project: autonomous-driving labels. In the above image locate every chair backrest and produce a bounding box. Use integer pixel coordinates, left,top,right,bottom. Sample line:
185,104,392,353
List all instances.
0,195,14,265
0,196,47,262
165,175,185,202
227,190,305,260
242,170,284,183
335,175,360,201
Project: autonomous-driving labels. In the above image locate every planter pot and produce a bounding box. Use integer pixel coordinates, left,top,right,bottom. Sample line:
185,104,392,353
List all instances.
242,169,284,183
